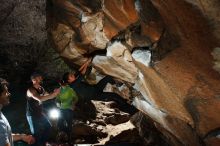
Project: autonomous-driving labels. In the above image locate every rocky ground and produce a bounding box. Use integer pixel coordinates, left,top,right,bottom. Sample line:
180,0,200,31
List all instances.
51,100,143,146
3,84,142,146
4,84,169,146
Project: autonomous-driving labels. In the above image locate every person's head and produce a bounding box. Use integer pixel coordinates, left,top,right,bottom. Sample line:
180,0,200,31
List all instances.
30,73,43,85
62,72,75,84
0,78,11,106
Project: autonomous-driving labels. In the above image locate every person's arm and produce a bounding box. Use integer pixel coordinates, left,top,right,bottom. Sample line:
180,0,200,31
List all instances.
27,88,60,102
12,133,35,144
78,58,92,75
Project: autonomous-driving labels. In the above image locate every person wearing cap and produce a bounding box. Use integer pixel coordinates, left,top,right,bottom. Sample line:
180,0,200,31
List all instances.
0,78,35,146
26,73,60,146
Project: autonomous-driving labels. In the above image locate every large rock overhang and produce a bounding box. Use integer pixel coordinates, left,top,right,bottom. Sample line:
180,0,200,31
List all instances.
47,0,220,145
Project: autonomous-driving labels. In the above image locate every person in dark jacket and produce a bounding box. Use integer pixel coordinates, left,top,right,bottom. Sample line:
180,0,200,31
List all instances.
0,78,35,146
63,59,137,114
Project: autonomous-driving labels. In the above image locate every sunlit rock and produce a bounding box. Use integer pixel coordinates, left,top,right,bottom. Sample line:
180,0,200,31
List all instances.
93,56,137,83
132,97,201,146
106,42,133,61
93,42,138,83
81,12,109,49
132,49,151,67
50,23,89,65
132,97,167,126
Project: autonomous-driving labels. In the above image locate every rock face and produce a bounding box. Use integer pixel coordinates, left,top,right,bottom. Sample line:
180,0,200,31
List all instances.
62,100,144,145
47,0,220,145
0,0,46,46
0,0,46,80
0,0,71,82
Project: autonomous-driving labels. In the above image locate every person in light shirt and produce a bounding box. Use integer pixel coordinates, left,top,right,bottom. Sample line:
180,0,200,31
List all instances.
0,78,35,146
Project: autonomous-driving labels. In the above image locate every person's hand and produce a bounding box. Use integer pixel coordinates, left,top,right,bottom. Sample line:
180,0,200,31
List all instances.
86,57,92,64
21,135,35,144
53,88,61,96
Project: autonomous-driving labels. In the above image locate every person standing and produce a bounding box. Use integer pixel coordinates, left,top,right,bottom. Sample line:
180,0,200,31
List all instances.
0,78,35,146
26,73,60,146
56,80,78,143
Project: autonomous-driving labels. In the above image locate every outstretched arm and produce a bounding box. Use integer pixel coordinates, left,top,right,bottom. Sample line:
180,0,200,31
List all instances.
27,88,60,102
12,133,35,145
78,58,92,75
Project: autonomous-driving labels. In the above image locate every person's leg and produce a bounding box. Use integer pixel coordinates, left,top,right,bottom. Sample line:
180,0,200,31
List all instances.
39,115,52,145
65,109,73,142
30,116,42,146
57,109,66,132
26,114,35,134
98,92,138,115
61,110,71,133
57,109,70,143
26,115,40,146
66,109,73,134
96,76,115,92
57,109,73,133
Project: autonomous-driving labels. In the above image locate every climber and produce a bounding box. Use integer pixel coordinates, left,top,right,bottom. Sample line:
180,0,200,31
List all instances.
62,58,137,115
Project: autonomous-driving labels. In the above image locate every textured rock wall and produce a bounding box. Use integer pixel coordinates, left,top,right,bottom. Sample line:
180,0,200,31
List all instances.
0,0,46,46
0,0,70,82
0,0,47,81
47,0,220,145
